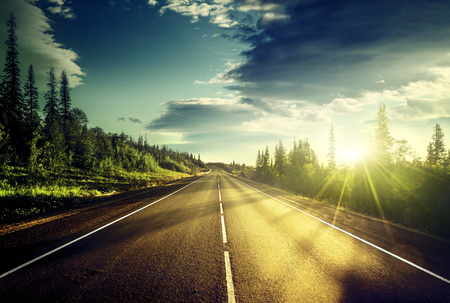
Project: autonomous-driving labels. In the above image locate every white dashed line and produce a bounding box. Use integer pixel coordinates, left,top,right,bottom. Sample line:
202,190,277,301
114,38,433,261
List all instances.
224,251,236,303
219,190,222,201
221,215,228,243
220,202,223,214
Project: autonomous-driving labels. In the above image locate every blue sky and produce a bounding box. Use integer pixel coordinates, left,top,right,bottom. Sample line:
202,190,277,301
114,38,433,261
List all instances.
2,0,450,165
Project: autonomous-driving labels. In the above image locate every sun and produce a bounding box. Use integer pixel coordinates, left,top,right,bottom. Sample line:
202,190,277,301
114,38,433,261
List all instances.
344,151,362,162
337,147,363,163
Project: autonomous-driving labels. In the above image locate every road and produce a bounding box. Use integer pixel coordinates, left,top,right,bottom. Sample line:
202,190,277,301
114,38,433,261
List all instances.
1,169,450,302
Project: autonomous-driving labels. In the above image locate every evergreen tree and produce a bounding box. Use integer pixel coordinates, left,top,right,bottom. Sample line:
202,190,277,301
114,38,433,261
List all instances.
256,150,262,168
59,69,71,127
43,66,59,121
23,64,39,122
0,123,10,172
263,146,270,168
426,142,435,165
0,13,24,160
274,139,286,176
327,122,336,169
432,123,446,164
42,118,67,173
371,103,393,165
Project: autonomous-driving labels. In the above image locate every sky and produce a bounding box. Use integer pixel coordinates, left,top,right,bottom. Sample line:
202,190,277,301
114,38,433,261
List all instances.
1,0,450,165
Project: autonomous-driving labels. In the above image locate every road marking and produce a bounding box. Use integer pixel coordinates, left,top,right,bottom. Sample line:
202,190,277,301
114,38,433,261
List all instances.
220,203,223,214
218,183,220,189
224,251,236,303
0,175,208,279
221,215,228,243
219,190,222,201
233,177,450,285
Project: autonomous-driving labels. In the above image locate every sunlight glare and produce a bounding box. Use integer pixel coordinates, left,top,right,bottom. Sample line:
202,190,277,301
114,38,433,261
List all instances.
341,149,362,162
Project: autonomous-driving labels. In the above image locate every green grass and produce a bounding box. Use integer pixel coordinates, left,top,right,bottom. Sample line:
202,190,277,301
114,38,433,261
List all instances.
0,166,191,223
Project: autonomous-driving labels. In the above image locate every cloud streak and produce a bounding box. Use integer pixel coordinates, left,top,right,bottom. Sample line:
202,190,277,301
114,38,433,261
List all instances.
47,0,76,19
0,0,84,91
129,117,142,124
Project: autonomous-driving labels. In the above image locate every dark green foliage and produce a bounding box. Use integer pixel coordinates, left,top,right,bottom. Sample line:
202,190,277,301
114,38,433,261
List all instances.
0,13,25,162
59,69,71,127
43,66,59,121
23,64,39,122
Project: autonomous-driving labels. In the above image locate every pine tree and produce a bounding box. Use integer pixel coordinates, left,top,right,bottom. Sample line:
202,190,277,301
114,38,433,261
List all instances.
274,139,286,176
426,142,434,166
263,146,270,168
371,103,393,165
0,13,24,160
43,66,59,121
256,150,262,168
327,122,336,169
23,64,39,127
59,69,71,127
432,123,446,164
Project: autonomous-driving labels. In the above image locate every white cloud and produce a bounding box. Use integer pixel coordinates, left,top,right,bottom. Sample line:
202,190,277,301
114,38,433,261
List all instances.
159,0,240,28
326,67,450,121
0,0,84,90
148,0,158,6
47,0,76,19
237,0,280,12
195,59,243,84
328,97,364,115
258,12,289,28
48,0,64,5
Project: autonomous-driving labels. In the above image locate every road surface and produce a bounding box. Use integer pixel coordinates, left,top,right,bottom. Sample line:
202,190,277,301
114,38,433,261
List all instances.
1,169,450,302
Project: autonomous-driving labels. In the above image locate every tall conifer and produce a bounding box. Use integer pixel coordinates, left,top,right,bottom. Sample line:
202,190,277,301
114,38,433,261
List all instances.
43,66,59,121
432,123,446,164
327,122,336,169
0,13,24,160
59,69,71,126
23,64,39,122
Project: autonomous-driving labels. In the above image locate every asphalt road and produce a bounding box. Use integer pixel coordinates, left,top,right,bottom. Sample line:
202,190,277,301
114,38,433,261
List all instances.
1,169,450,302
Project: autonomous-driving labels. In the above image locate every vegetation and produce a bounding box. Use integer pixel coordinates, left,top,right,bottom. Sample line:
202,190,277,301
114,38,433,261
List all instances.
229,104,450,238
0,13,207,223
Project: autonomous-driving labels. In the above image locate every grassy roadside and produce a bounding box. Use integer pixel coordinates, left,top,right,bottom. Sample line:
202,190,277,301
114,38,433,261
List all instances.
0,166,198,223
222,166,450,241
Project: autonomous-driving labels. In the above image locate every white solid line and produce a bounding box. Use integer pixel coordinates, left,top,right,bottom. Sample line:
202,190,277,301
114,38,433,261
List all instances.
233,177,450,285
219,190,222,202
221,215,228,243
220,203,223,215
224,251,236,303
0,175,208,279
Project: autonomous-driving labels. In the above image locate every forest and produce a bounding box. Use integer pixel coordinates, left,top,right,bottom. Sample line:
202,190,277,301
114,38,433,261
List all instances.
230,105,450,238
0,13,206,222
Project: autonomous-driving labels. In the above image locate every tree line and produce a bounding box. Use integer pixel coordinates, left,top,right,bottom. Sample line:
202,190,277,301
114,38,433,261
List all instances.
232,104,450,238
0,13,205,182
